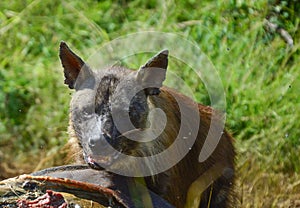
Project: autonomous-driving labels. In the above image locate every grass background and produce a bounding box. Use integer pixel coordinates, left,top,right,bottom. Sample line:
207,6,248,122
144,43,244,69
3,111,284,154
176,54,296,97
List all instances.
0,0,299,207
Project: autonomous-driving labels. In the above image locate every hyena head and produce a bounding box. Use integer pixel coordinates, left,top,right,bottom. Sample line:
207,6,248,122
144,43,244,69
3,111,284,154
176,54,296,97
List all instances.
59,42,168,170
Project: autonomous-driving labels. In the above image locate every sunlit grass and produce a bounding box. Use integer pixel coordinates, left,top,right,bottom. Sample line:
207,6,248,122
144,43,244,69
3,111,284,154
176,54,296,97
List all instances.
0,0,299,206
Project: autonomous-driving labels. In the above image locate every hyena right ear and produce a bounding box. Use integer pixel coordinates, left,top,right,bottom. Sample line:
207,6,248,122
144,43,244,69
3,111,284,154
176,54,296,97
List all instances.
59,41,86,89
136,50,168,95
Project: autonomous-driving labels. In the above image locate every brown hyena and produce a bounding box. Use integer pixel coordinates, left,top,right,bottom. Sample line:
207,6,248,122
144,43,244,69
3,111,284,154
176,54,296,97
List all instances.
59,42,236,208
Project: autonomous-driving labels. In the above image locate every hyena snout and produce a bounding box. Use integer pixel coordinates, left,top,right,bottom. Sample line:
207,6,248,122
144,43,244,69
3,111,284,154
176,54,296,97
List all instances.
84,133,121,169
88,133,110,151
80,118,122,167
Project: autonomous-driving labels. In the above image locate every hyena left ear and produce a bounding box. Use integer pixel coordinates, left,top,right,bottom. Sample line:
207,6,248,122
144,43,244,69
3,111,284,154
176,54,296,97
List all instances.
59,41,86,89
136,50,168,95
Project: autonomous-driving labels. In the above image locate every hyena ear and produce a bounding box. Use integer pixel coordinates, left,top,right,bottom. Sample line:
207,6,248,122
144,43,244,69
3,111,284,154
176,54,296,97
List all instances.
59,41,87,89
136,50,168,95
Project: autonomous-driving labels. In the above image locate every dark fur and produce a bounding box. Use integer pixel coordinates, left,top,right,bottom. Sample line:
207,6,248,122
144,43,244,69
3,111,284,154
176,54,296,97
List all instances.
59,42,236,207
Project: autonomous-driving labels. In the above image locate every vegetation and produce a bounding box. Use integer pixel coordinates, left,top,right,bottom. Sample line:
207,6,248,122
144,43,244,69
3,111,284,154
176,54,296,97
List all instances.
0,0,299,207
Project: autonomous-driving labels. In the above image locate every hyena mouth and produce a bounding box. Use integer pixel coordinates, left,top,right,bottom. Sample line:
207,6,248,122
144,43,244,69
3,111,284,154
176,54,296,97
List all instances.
84,151,122,170
85,155,106,170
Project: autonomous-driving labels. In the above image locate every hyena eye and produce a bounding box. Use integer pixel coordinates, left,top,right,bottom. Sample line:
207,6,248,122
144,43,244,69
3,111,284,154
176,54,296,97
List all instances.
128,107,138,119
128,104,149,129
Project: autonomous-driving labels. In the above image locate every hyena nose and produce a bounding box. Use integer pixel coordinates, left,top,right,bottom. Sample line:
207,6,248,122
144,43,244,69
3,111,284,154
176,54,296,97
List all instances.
88,134,109,149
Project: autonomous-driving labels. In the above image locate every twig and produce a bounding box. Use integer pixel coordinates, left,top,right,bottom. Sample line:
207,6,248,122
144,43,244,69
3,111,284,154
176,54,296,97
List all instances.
264,19,294,48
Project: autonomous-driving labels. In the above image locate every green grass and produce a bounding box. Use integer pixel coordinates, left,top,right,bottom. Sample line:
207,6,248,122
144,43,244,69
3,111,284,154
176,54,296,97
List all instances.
0,0,299,206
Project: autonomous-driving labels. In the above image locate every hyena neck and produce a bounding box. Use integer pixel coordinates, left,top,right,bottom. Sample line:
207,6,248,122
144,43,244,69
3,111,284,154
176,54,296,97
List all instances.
146,87,215,204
